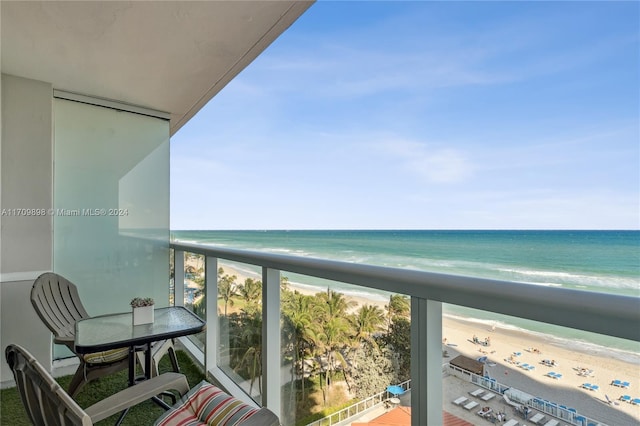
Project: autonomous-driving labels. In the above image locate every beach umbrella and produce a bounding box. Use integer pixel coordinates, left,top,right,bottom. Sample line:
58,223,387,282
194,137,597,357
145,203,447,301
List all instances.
387,385,405,396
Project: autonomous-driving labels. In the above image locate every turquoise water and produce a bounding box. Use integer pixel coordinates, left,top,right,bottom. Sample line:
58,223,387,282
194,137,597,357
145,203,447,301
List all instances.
171,230,640,358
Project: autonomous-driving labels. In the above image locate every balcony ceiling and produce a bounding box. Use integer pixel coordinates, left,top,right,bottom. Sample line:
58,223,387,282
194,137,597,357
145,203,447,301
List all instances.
1,1,313,135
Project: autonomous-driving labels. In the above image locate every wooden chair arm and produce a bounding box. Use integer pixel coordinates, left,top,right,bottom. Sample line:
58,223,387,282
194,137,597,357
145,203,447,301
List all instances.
84,372,190,423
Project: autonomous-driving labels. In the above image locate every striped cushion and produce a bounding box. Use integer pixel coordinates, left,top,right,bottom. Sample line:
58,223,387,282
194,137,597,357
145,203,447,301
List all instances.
82,347,129,364
155,381,259,426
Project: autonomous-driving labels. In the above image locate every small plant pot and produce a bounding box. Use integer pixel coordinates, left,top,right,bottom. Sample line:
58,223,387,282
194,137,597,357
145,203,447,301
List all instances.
132,305,154,325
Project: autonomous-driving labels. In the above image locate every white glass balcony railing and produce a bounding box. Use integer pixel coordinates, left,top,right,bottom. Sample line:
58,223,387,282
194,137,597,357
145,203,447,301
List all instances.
170,241,639,426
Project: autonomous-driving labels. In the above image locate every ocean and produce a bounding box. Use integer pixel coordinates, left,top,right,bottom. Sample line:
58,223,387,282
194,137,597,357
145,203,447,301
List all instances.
171,230,640,360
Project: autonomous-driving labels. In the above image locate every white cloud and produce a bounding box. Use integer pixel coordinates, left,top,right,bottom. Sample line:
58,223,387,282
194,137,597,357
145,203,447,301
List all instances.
378,139,473,183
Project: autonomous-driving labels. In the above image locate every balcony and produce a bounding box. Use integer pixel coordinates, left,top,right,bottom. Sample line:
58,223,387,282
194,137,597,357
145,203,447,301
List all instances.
169,241,639,426
1,4,637,426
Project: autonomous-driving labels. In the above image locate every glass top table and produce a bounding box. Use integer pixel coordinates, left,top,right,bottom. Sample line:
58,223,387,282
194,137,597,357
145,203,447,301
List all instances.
75,306,205,384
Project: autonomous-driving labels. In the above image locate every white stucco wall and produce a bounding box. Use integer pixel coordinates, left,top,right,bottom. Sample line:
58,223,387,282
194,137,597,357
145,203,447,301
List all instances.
0,73,55,386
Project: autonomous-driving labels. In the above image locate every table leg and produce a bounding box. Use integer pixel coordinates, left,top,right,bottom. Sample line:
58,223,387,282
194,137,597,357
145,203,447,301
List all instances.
144,342,152,379
119,343,154,424
128,346,136,386
140,342,179,408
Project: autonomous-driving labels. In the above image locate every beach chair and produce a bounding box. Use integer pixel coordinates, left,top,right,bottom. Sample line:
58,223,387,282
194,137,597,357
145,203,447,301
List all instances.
605,394,619,406
31,272,179,397
631,398,640,405
529,412,546,424
464,401,479,410
154,380,280,426
5,343,190,426
554,373,562,379
590,385,599,391
453,396,468,405
581,383,592,390
482,392,496,401
469,388,485,397
619,395,631,403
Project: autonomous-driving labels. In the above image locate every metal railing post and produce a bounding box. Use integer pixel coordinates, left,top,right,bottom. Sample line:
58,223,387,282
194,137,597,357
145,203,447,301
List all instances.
174,250,185,306
263,267,281,419
411,297,442,426
205,255,218,376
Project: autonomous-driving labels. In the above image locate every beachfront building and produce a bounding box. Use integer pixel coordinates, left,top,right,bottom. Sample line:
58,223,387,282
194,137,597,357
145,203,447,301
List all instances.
1,3,638,426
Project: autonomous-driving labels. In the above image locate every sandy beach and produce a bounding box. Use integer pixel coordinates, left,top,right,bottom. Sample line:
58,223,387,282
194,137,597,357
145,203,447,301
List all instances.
201,260,640,425
442,316,639,425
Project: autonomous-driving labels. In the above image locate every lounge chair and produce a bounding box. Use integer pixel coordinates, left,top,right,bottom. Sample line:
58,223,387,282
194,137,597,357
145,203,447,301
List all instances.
453,396,468,405
469,388,485,397
154,381,280,426
5,343,190,426
464,401,479,410
619,395,631,403
631,398,640,405
605,394,619,406
31,272,179,396
529,412,546,424
482,392,496,401
578,369,594,377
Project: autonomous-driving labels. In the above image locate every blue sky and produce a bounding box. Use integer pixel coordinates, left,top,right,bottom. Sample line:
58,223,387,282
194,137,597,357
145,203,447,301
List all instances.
170,1,639,230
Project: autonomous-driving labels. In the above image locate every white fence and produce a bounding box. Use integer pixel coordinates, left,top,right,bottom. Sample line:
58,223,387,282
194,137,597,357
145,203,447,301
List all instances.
447,363,607,426
306,379,412,426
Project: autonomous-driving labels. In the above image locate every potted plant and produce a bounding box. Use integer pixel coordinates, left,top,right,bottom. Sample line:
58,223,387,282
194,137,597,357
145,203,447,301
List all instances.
131,297,155,325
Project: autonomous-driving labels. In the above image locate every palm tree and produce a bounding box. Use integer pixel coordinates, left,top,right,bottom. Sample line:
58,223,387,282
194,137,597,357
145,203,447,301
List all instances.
280,275,290,291
238,277,262,313
218,267,238,317
350,304,386,348
385,293,410,331
303,321,328,404
282,291,313,401
313,289,355,401
234,311,263,395
318,288,356,317
321,315,352,396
